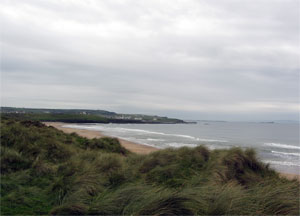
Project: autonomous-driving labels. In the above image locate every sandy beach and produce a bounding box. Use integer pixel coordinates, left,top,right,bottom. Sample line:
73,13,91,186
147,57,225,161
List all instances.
44,122,299,181
44,122,158,155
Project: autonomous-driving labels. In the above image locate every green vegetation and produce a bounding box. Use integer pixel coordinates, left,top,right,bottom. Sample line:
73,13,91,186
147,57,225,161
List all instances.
1,107,186,124
1,118,299,215
2,113,111,123
1,107,117,116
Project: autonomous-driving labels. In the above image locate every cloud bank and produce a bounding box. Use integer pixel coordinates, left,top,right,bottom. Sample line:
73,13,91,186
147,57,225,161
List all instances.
1,0,299,120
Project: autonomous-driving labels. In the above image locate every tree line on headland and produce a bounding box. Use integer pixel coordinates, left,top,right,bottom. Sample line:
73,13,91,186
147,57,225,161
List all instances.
1,107,187,124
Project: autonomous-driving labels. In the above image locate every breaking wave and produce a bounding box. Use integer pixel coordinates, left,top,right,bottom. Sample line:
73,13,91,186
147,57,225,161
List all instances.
264,142,300,150
263,160,300,167
63,124,228,143
166,142,199,148
271,151,300,157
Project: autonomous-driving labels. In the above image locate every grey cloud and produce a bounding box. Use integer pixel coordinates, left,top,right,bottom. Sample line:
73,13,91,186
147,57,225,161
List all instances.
1,0,299,120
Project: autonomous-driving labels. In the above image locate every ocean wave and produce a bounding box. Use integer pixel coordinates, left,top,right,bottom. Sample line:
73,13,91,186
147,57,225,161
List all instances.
166,142,199,148
167,134,228,142
117,136,162,149
263,160,300,167
118,136,139,141
171,134,196,139
112,128,191,139
63,124,104,131
146,138,165,141
113,127,167,135
92,126,228,142
63,125,228,143
196,138,228,142
114,128,228,143
271,151,300,157
264,142,300,150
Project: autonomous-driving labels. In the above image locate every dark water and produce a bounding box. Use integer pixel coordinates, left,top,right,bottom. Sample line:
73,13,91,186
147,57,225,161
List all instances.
64,121,300,174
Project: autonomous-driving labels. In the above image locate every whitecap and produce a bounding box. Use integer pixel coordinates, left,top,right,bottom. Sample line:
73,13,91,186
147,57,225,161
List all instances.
196,138,228,143
264,142,300,150
263,160,300,167
63,125,229,144
113,127,167,135
166,143,198,148
146,138,165,141
271,151,300,157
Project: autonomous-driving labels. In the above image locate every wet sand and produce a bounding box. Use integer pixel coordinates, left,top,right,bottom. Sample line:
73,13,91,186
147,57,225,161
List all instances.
43,122,299,181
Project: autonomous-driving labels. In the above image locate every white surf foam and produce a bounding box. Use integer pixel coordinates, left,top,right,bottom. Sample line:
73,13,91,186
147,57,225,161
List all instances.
171,134,196,139
63,124,231,147
167,142,198,148
264,142,300,150
146,138,165,141
166,134,228,142
65,125,228,143
271,151,300,157
111,127,168,135
196,138,228,142
117,136,161,149
63,124,103,131
263,160,300,167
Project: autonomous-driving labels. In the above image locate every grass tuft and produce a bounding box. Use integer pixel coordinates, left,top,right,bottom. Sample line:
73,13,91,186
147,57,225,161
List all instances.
50,203,88,215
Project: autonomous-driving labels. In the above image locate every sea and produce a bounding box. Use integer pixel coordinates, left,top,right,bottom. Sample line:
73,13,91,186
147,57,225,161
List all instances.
63,121,300,174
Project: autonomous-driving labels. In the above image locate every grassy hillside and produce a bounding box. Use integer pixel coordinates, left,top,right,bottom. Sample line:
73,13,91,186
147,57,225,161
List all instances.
1,107,186,124
1,107,117,116
1,118,299,215
1,113,165,124
2,113,113,123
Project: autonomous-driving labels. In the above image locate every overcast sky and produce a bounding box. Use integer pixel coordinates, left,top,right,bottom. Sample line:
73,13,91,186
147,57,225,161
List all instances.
1,0,299,120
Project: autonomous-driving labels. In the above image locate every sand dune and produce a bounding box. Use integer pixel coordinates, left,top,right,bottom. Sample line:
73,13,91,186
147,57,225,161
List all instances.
44,122,299,181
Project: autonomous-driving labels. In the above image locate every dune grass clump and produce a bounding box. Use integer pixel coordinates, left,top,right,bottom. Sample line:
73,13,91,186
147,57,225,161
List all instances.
137,146,211,187
213,148,278,185
1,118,299,215
1,147,31,174
88,184,193,215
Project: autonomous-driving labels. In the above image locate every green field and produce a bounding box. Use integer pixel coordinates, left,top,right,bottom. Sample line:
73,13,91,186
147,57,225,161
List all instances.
1,117,299,215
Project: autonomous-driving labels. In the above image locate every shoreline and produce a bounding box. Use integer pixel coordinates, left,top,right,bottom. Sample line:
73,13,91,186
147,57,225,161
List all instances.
44,122,158,155
43,122,300,181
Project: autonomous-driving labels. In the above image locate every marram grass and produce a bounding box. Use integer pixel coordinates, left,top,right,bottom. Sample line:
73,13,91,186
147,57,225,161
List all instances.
1,118,299,215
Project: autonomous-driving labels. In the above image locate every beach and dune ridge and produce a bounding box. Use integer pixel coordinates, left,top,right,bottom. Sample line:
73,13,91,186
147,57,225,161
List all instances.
44,122,158,155
2,119,299,215
44,122,299,181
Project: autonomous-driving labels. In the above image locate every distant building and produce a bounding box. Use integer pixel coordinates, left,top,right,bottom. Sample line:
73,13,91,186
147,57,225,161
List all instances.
116,115,131,120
